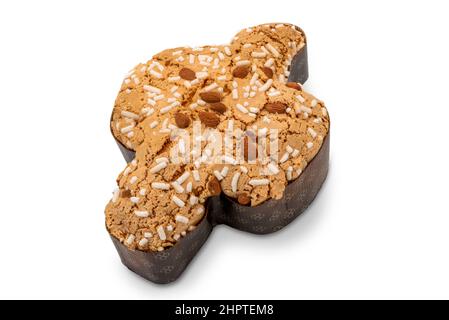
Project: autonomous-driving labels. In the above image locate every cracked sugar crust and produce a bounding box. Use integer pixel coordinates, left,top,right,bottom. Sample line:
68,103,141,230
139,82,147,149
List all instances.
106,23,330,251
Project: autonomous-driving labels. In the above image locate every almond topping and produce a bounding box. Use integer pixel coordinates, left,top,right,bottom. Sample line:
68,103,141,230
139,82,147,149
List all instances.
199,91,222,103
264,102,287,114
120,190,131,198
262,67,274,79
179,67,196,81
232,66,250,78
174,112,190,128
198,111,220,127
286,82,302,91
209,102,227,114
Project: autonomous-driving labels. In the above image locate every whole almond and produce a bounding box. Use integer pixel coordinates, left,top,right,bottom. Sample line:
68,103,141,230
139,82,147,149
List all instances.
208,177,221,195
286,82,302,91
174,112,190,128
179,67,196,81
198,111,220,127
262,67,274,79
264,102,287,114
237,193,251,205
120,189,131,198
232,66,250,78
209,102,227,114
199,92,222,103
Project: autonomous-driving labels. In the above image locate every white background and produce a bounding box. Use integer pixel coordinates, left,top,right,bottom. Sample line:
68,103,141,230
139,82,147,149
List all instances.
1,0,448,299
